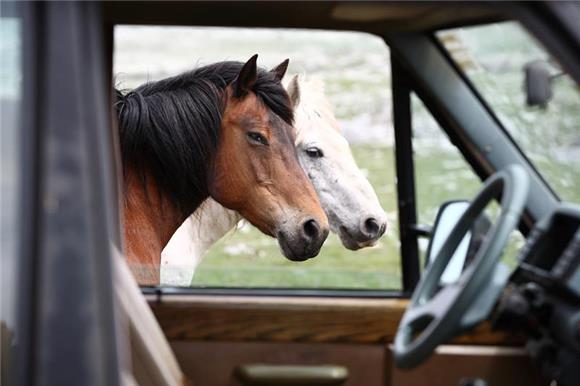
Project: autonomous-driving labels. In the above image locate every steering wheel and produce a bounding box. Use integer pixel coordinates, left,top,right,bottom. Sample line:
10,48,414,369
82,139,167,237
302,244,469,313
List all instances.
394,165,530,368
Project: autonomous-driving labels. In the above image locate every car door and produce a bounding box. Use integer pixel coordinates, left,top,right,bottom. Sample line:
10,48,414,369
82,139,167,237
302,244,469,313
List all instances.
102,3,580,386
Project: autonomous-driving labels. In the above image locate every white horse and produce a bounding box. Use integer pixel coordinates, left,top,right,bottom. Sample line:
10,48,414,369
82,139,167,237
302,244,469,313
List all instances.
161,75,388,286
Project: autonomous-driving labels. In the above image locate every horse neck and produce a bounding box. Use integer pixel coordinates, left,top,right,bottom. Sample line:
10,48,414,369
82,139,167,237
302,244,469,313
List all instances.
160,198,241,286
185,198,242,253
123,168,189,285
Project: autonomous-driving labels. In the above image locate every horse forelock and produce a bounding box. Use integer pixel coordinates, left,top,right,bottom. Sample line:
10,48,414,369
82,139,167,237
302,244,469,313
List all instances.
292,76,340,135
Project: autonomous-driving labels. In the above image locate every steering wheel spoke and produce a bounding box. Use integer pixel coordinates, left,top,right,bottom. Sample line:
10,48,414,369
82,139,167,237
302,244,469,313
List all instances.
407,284,460,325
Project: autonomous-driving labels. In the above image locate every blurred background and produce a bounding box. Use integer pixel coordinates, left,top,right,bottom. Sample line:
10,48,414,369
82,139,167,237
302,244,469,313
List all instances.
114,22,579,289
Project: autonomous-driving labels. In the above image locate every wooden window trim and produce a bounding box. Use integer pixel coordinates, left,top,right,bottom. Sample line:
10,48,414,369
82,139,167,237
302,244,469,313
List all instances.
147,296,520,345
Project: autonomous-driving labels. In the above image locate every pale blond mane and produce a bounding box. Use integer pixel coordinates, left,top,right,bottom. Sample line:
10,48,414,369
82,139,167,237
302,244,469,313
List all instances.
290,75,342,133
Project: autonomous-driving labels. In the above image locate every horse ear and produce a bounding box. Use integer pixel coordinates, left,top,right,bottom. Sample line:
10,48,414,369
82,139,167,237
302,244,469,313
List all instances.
234,54,258,98
287,74,300,107
270,59,289,82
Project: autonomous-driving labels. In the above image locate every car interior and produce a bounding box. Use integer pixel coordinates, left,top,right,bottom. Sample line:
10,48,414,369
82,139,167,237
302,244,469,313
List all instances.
1,2,579,386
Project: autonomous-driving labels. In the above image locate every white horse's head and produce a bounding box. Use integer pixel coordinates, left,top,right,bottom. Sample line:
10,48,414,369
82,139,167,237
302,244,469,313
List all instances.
287,75,388,250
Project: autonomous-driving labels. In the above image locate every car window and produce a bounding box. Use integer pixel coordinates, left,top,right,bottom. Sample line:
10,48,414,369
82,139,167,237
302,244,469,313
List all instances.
437,21,580,204
114,26,401,290
0,10,22,383
412,94,525,268
412,94,479,259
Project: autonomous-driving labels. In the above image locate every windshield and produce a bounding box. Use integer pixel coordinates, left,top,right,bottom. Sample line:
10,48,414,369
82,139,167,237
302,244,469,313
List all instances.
437,21,580,204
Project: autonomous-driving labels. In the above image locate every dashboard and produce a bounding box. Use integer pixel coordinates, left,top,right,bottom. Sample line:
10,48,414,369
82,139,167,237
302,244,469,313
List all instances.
516,204,580,299
493,204,580,386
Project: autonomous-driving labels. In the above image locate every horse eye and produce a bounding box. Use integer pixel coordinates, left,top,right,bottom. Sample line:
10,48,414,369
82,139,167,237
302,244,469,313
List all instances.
305,147,324,158
247,132,269,146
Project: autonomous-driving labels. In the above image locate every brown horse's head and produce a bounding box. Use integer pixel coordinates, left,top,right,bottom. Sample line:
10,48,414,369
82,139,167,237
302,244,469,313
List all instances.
209,55,329,261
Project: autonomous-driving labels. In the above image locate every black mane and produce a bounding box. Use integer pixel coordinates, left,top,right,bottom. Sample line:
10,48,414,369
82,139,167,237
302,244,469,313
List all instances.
115,61,293,216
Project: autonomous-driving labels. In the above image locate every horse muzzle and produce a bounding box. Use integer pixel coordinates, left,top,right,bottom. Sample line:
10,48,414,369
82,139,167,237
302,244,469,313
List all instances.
338,215,387,251
276,218,329,261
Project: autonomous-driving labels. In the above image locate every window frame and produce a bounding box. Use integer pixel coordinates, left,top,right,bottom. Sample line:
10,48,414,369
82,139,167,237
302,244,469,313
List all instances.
13,3,121,386
391,57,421,294
111,25,413,297
123,31,497,298
103,5,578,298
8,2,40,385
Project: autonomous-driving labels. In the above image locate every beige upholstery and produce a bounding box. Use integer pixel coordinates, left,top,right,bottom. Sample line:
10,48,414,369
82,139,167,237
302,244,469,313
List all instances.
114,249,188,386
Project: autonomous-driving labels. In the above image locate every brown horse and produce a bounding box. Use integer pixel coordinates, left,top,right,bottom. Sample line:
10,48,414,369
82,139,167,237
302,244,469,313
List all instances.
116,55,329,285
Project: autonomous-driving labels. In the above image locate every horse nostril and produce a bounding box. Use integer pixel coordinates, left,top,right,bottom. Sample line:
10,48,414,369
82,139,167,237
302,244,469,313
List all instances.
303,219,320,240
363,217,381,238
